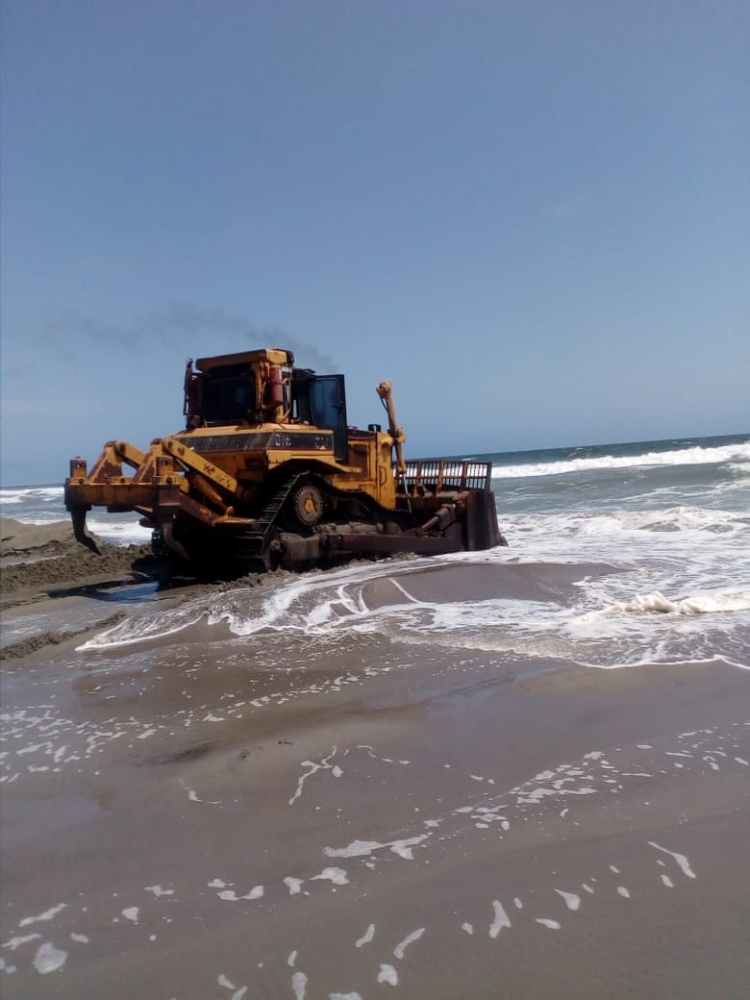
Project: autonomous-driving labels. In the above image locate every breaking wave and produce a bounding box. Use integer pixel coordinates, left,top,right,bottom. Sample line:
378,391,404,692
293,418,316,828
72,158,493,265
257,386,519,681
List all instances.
493,441,750,480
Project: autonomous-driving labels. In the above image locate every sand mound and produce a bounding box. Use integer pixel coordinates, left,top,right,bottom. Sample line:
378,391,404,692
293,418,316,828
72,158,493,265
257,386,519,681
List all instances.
0,517,162,604
0,516,85,557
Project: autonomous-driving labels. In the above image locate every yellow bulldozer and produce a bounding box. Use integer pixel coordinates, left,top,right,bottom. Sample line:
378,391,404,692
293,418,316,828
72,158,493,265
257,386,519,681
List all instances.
65,348,505,575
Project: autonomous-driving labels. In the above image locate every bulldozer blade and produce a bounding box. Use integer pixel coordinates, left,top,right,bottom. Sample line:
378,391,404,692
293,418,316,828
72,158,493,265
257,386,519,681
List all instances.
70,506,101,555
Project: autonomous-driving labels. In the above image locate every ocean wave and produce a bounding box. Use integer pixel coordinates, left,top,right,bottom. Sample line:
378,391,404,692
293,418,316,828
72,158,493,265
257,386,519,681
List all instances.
0,484,149,546
604,589,750,616
504,504,750,542
87,518,152,545
493,442,750,480
0,485,63,505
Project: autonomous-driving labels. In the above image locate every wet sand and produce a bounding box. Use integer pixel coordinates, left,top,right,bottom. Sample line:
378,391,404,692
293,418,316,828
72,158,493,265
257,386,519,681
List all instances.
1,526,749,998
1,517,164,615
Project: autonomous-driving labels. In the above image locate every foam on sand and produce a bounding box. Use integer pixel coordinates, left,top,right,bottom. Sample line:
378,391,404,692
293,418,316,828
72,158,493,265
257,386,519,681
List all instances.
393,927,425,958
647,841,696,878
32,942,68,974
324,834,430,861
489,900,511,937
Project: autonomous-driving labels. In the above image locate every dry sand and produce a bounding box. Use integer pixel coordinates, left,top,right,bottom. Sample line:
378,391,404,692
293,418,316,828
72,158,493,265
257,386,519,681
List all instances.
1,524,749,998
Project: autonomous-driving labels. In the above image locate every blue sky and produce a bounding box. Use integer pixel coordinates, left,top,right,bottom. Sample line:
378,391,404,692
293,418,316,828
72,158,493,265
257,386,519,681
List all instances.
2,0,748,486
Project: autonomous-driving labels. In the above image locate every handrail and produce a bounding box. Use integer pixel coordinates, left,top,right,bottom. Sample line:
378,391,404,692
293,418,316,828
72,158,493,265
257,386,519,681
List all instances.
400,459,493,494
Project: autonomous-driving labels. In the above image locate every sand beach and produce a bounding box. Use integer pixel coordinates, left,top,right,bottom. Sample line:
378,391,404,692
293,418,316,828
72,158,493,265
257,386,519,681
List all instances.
1,516,748,998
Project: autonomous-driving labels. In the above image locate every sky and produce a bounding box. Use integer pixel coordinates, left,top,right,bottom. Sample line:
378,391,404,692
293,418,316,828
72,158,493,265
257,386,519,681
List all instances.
1,0,748,486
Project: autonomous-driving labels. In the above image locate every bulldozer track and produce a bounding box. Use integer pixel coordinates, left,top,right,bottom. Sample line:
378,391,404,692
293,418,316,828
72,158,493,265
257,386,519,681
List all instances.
234,473,304,573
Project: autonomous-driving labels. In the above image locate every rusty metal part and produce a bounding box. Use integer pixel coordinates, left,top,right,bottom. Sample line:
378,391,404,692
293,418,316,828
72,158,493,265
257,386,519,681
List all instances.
69,504,100,555
419,504,457,534
376,380,407,475
161,436,239,498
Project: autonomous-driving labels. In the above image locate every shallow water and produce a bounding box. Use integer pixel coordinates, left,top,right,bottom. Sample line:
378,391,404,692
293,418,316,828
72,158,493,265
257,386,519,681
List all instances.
73,527,750,671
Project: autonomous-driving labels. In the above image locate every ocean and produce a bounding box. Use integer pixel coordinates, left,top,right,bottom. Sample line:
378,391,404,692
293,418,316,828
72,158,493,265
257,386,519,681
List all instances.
3,432,749,669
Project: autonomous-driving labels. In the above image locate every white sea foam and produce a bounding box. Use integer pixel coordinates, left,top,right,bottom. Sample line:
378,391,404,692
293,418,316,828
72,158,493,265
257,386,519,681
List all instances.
3,934,41,950
289,748,338,805
311,867,348,886
647,841,696,878
393,927,425,958
145,885,174,897
555,890,581,911
19,904,67,928
377,964,398,986
292,971,307,999
79,532,750,669
489,901,511,937
217,887,263,901
324,834,430,861
33,942,68,974
86,518,151,545
609,590,750,615
355,924,375,947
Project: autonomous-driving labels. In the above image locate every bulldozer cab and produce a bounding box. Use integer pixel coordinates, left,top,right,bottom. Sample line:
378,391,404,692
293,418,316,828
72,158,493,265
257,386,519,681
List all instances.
199,362,258,424
184,348,350,462
292,370,348,462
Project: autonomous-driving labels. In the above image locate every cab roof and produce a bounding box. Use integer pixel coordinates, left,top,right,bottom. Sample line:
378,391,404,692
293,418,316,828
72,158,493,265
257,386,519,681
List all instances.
195,348,294,372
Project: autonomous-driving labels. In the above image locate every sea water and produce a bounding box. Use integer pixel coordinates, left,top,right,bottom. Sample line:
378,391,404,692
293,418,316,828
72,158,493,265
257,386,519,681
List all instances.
2,433,749,669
